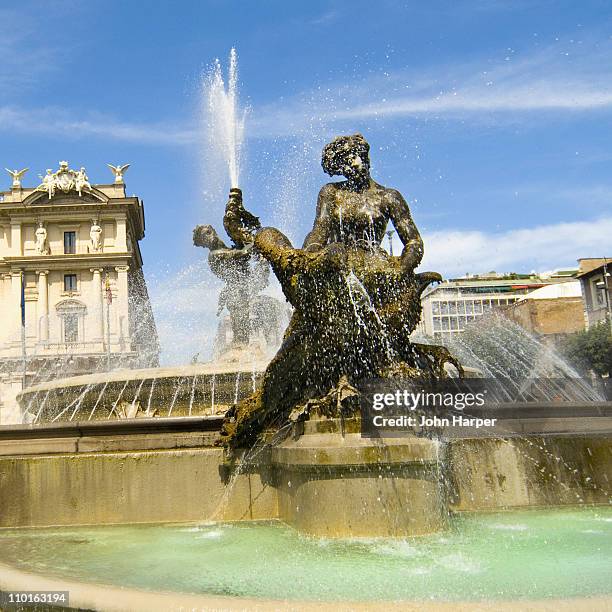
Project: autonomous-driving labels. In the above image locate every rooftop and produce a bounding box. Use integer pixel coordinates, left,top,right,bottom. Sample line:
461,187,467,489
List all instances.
450,269,578,282
516,281,582,301
0,162,131,205
422,270,577,299
576,259,612,279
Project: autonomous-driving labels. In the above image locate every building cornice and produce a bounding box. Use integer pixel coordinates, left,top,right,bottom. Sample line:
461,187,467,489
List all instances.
0,199,136,217
0,253,135,272
0,196,144,240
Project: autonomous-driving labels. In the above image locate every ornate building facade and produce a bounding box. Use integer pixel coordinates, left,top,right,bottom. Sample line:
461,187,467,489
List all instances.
0,162,159,423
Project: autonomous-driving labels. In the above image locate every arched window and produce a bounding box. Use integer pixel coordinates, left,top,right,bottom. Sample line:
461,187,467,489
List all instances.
55,299,87,344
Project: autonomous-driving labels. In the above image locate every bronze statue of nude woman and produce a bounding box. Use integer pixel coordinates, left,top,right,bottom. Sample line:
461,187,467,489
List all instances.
220,134,460,448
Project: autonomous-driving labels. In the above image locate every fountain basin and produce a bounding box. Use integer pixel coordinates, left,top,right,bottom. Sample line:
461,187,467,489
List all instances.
0,510,611,607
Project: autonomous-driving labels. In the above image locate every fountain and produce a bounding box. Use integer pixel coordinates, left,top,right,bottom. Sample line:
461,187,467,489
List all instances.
1,51,612,610
219,133,460,449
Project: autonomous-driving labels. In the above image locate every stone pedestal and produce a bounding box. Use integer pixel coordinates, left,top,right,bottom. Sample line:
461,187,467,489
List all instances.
271,418,447,537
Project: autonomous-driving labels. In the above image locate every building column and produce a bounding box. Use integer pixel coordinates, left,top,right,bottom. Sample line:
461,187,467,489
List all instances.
37,270,49,342
115,265,130,347
1,275,12,346
91,268,104,341
10,270,22,343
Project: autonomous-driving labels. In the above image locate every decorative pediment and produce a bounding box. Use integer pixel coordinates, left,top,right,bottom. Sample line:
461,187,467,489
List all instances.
34,161,93,199
55,299,87,313
23,186,108,207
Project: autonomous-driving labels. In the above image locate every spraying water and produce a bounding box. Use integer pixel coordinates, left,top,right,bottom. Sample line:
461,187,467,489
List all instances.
204,48,247,188
442,312,603,402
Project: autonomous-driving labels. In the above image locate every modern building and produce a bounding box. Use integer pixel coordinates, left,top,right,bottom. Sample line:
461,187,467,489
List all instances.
576,258,612,329
503,281,584,345
0,162,159,424
417,270,578,341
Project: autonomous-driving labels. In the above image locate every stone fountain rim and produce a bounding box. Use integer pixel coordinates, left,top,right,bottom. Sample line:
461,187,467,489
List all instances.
17,361,269,399
0,559,610,611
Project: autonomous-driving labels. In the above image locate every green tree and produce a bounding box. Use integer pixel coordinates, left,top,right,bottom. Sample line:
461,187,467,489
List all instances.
562,322,612,377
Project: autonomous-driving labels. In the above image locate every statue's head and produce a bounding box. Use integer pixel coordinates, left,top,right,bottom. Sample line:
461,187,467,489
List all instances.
193,224,221,250
321,133,370,186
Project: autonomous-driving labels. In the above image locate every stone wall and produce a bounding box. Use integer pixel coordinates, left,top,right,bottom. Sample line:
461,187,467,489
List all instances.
446,435,612,511
0,417,611,535
504,297,584,338
0,448,277,528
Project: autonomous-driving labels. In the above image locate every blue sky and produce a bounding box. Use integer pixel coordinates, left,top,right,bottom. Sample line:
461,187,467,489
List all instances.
3,1,612,362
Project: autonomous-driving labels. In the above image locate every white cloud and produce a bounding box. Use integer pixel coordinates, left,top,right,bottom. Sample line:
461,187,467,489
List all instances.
0,32,611,146
308,10,338,26
0,5,194,145
3,35,612,145
0,106,195,146
397,217,612,278
333,83,612,119
250,38,612,137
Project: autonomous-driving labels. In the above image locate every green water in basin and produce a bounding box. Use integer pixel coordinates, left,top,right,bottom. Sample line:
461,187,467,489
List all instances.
0,508,611,602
